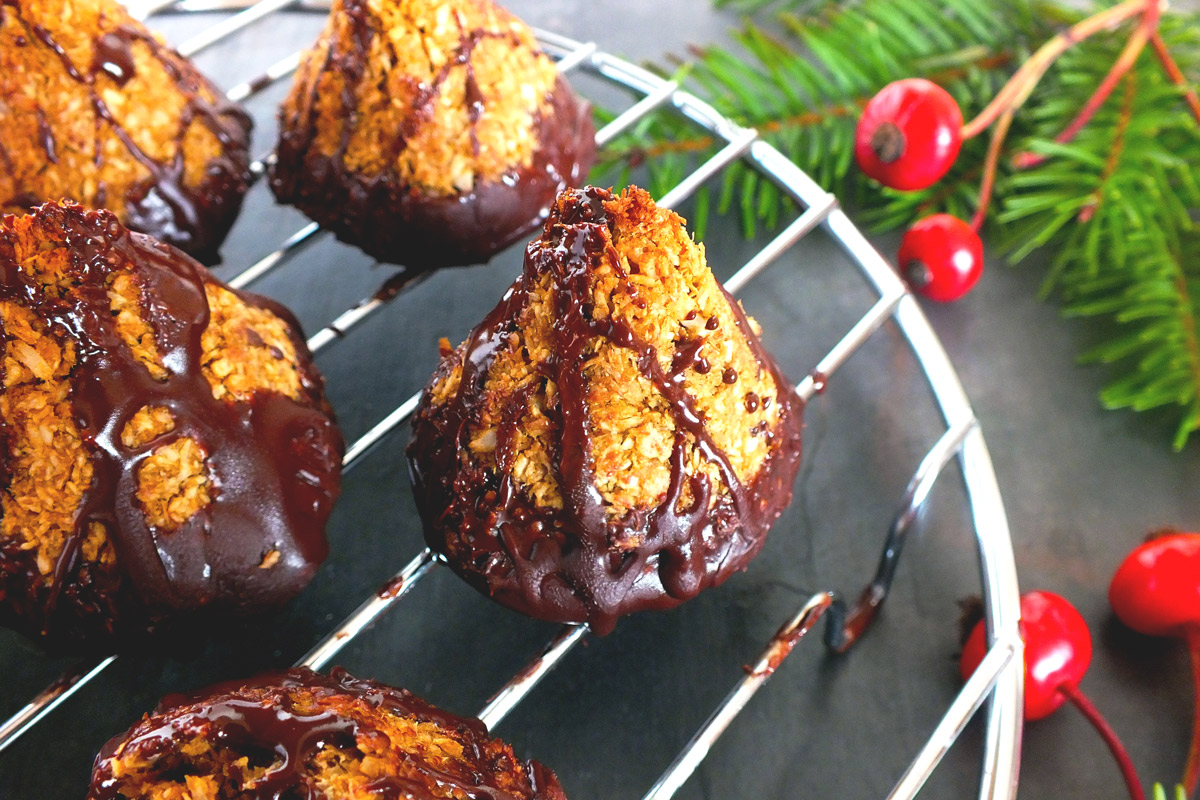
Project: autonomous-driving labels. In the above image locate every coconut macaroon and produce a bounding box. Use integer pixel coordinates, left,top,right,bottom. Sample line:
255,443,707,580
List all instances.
88,667,568,800
407,185,804,634
0,203,342,651
269,0,595,269
0,0,253,263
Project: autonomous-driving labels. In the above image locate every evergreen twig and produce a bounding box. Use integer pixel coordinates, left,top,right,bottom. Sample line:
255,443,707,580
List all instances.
1013,2,1159,168
592,0,1200,448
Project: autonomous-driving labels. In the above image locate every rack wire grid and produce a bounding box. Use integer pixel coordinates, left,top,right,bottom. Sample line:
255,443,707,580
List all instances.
0,3,1025,798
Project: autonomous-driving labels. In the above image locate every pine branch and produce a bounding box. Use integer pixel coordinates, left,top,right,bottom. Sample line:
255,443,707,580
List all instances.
594,0,1040,238
591,0,1200,448
1152,784,1186,800
1000,15,1200,447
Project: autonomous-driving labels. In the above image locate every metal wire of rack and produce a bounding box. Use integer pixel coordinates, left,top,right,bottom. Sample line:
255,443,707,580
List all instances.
0,3,1025,798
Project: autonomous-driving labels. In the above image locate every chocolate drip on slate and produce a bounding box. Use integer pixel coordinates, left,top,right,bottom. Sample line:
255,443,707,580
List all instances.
0,206,342,650
269,0,595,269
1,5,252,263
408,187,805,634
90,668,562,800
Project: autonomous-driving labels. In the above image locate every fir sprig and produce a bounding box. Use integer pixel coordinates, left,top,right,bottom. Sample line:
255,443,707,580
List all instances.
595,0,1040,238
1001,15,1200,447
594,0,1200,448
1153,784,1186,800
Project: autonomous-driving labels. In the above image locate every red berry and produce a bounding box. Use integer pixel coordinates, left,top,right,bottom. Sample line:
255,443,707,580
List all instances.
1109,532,1200,638
855,78,964,191
897,214,983,302
1110,533,1200,797
961,590,1092,721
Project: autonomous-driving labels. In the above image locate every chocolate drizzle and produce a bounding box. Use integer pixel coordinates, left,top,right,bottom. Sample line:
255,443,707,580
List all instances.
408,187,804,634
91,30,136,86
89,667,566,800
0,204,342,650
269,0,595,269
33,107,57,164
1,5,252,263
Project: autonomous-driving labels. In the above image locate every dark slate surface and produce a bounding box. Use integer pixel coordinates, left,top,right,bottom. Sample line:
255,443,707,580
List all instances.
1,3,1196,799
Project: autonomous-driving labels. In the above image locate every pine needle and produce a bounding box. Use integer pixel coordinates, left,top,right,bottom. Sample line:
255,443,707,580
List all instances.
592,0,1200,448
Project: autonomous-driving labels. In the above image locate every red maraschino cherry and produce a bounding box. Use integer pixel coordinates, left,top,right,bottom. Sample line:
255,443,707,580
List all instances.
1110,532,1200,797
962,590,1145,800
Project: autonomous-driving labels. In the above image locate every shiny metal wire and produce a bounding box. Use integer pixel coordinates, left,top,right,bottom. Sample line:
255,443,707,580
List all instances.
0,6,1024,799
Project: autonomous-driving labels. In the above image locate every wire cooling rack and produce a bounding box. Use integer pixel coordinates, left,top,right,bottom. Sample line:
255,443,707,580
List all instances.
0,3,1024,798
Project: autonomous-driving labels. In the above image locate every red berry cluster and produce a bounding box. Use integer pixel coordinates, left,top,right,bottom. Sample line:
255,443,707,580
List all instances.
960,533,1200,799
853,0,1200,304
855,79,983,303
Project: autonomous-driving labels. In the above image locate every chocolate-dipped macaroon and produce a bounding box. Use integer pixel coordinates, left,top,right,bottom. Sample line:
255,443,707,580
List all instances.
89,667,568,800
0,203,342,651
407,185,804,634
0,0,253,263
269,0,595,270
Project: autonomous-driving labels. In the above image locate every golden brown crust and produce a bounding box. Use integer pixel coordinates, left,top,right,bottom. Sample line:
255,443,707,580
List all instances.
120,406,175,450
1,209,315,588
110,274,168,381
0,0,252,261
201,284,305,403
0,202,341,649
408,185,804,633
89,668,568,800
281,0,558,197
0,298,104,579
428,187,785,519
269,0,595,268
135,436,212,531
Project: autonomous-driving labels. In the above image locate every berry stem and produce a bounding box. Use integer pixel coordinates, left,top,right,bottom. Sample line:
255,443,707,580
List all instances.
1059,681,1146,800
970,108,1012,232
1149,31,1200,130
1184,626,1200,798
1012,4,1159,170
960,0,1157,141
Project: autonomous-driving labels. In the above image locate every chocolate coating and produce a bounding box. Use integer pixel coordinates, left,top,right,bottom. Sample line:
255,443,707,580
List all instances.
88,667,568,800
407,186,804,634
268,0,595,270
0,203,342,650
0,0,253,263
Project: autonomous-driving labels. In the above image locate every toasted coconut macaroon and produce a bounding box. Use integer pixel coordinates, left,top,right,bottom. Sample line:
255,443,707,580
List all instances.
0,203,343,651
88,667,568,800
0,0,253,263
407,185,804,634
269,0,595,270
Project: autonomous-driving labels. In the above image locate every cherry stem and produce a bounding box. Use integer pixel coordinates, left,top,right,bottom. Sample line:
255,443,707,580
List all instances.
970,108,1012,232
961,0,1157,141
1149,31,1200,130
1013,4,1159,170
1184,626,1200,798
1059,682,1146,800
